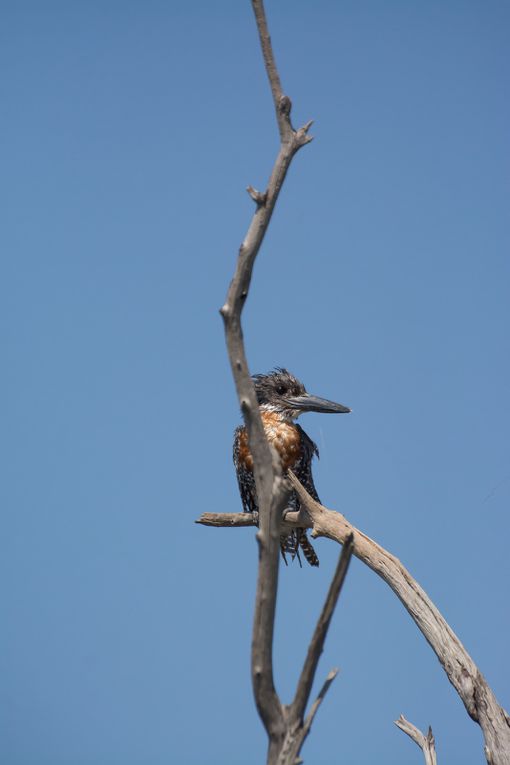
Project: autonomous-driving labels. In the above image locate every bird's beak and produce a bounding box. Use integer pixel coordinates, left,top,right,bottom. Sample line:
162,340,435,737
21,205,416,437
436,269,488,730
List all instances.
283,393,351,414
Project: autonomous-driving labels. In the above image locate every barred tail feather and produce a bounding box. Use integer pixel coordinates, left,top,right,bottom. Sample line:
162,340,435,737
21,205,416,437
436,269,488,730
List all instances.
279,530,319,567
298,530,320,567
280,531,298,563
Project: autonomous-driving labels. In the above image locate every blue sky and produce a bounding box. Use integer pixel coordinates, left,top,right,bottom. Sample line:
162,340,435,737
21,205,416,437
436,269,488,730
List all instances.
2,1,509,763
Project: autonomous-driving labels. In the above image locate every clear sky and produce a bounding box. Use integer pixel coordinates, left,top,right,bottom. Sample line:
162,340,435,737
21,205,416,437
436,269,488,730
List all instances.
2,1,509,764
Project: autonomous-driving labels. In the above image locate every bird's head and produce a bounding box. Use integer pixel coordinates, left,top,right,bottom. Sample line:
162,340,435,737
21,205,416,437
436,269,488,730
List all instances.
252,368,351,420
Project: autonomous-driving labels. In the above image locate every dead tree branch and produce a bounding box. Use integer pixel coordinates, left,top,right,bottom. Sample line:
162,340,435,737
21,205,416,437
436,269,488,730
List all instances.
291,534,354,725
287,473,510,765
198,512,255,527
218,0,317,760
272,538,354,765
196,476,510,765
395,715,437,765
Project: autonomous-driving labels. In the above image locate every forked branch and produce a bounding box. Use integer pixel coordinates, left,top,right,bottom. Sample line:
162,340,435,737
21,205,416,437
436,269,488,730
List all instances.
283,471,510,765
395,715,437,765
272,538,354,765
196,479,510,765
291,534,354,724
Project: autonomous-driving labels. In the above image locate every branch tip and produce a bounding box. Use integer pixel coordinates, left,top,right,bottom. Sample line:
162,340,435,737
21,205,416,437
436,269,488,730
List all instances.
246,185,268,205
395,715,437,765
290,541,352,727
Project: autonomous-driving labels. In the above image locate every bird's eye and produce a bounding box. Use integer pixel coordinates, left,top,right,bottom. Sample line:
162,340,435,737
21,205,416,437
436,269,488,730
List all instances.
277,385,286,395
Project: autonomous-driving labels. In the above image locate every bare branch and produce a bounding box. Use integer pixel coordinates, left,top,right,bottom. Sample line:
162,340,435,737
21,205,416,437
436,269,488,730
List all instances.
271,667,342,765
221,144,285,742
214,5,510,763
219,0,314,753
303,668,340,737
285,471,510,765
251,0,289,141
195,509,304,531
395,715,437,765
268,541,354,765
196,512,256,528
291,535,354,723
251,473,289,745
196,477,510,765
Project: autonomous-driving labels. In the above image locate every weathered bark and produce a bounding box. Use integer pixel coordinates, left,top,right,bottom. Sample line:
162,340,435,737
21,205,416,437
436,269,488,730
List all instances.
197,476,510,765
210,1,510,762
395,715,438,765
219,2,349,762
273,538,354,765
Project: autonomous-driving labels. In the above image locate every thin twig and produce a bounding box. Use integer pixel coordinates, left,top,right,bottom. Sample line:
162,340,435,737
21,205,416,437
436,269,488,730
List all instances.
291,535,354,723
251,0,287,140
303,668,339,736
395,715,437,765
196,512,255,528
271,540,354,764
271,538,354,764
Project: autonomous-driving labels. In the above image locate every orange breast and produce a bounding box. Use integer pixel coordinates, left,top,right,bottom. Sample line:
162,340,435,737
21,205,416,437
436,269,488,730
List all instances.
237,427,254,471
238,412,302,472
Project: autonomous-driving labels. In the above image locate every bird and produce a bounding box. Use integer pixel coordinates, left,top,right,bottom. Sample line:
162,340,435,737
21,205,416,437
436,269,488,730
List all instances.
233,368,350,567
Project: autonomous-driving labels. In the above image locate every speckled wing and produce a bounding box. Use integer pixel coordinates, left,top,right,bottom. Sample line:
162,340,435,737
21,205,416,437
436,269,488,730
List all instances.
233,425,257,514
294,425,321,505
284,425,320,567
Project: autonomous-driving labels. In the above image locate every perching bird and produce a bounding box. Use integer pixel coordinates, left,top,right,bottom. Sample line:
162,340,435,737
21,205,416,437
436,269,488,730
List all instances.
233,368,350,566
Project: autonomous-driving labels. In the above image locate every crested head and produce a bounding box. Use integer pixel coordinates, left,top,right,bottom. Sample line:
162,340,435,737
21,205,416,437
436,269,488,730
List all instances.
252,367,351,420
252,368,306,417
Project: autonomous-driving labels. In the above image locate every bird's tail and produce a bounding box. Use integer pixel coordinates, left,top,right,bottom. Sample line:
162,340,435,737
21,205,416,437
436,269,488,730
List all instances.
297,529,319,567
280,530,319,567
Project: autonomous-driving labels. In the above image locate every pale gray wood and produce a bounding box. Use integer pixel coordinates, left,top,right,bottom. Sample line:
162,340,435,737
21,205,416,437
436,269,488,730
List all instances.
395,715,437,765
290,535,354,725
286,473,510,765
218,1,329,761
197,486,510,764
274,540,354,765
210,0,510,761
